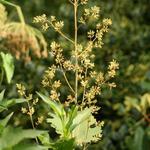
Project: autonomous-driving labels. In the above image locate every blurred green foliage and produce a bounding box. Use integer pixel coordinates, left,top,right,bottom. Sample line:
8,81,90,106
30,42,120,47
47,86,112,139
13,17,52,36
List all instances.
0,0,150,149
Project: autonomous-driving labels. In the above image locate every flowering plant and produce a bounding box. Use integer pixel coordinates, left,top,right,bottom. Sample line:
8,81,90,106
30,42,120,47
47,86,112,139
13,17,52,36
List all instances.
17,0,119,149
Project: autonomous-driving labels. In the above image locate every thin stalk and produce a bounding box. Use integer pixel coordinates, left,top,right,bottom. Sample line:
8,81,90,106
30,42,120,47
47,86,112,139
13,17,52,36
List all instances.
58,30,74,44
78,37,96,57
81,67,88,108
26,100,39,144
50,22,74,44
69,0,74,5
59,63,75,94
74,0,78,104
61,68,75,94
0,0,25,24
142,113,150,123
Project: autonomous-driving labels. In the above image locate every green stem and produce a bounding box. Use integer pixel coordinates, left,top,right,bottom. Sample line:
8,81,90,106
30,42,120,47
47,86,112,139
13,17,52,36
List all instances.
81,67,88,109
74,0,78,104
0,0,25,24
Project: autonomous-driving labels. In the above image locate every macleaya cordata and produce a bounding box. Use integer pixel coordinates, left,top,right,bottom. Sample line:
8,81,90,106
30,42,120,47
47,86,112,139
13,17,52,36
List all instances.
18,0,120,149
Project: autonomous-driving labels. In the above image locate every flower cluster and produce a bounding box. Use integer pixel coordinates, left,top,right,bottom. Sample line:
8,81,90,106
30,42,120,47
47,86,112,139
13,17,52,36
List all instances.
50,41,64,64
16,83,43,126
86,18,112,48
41,65,56,87
33,15,64,32
50,16,64,31
16,84,26,96
33,14,49,31
79,6,100,24
41,65,62,102
108,59,119,78
80,0,88,5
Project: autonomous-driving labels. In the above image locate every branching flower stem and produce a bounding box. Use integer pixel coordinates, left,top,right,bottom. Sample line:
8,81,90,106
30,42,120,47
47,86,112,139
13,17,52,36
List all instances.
50,21,74,44
58,30,74,44
78,37,97,58
69,0,74,5
24,96,39,144
60,65,75,94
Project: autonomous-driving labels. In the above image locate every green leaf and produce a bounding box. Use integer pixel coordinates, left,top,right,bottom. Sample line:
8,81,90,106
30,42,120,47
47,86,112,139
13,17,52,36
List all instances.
13,143,48,150
146,126,150,140
140,93,150,113
0,112,13,128
37,92,64,117
47,113,63,136
132,127,144,150
0,52,14,83
66,106,78,131
124,96,141,112
0,90,5,101
0,126,46,149
0,104,7,112
71,107,91,131
52,139,75,150
143,127,150,150
0,98,26,113
38,132,51,146
13,142,48,150
0,112,12,134
72,109,102,145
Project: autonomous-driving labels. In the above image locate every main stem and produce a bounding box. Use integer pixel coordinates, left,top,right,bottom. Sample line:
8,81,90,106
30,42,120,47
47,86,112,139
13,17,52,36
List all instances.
74,0,78,104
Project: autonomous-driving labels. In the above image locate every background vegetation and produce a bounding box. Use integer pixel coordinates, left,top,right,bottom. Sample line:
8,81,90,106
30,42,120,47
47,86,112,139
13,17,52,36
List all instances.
0,0,150,149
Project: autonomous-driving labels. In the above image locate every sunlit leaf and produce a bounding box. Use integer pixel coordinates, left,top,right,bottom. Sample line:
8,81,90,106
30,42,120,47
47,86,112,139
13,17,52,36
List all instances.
47,113,63,136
